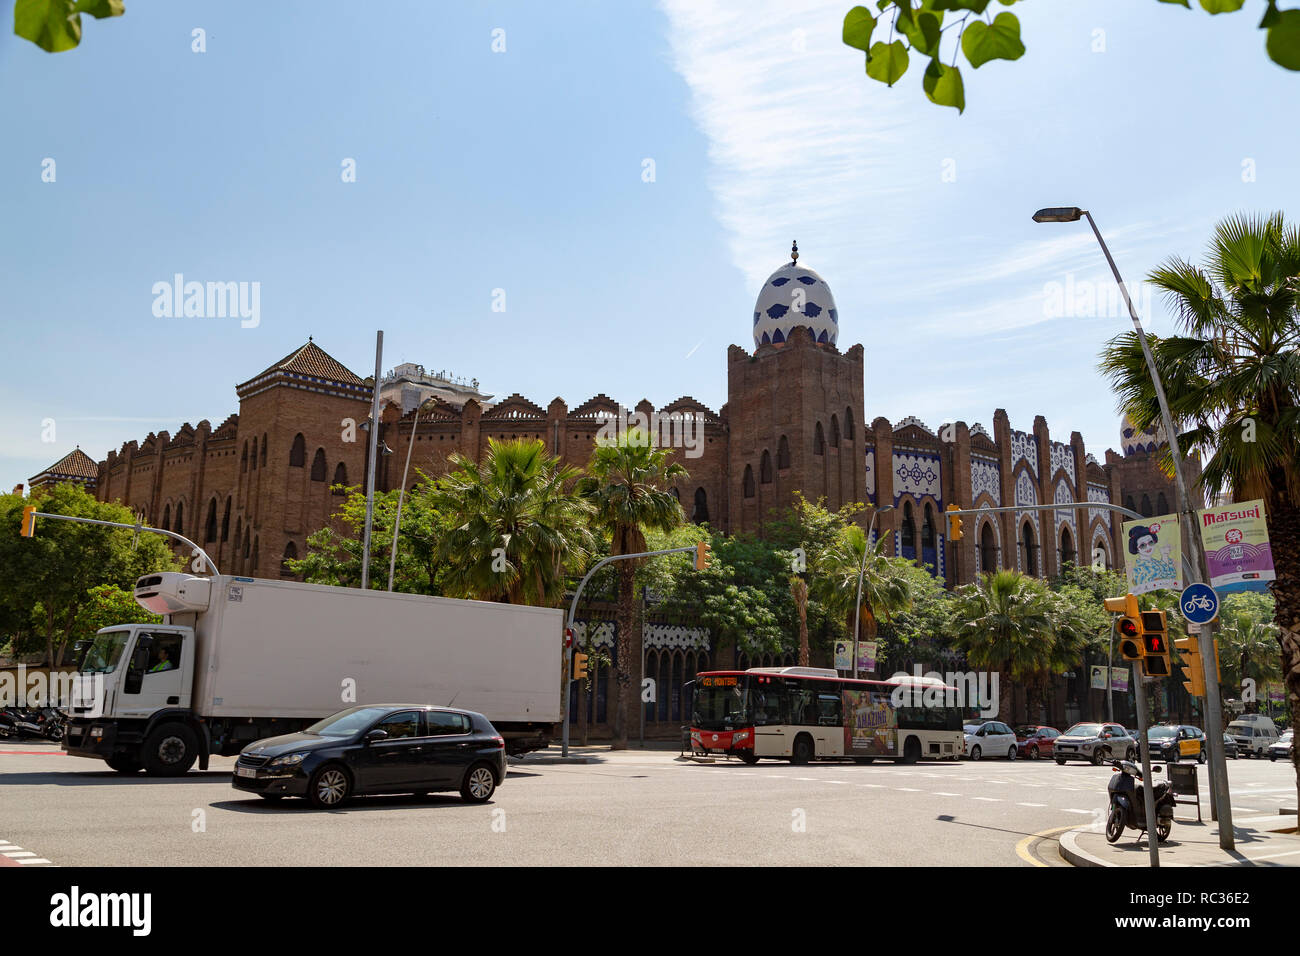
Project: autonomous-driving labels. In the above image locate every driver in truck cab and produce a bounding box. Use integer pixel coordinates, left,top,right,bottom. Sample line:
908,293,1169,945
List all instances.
148,646,175,674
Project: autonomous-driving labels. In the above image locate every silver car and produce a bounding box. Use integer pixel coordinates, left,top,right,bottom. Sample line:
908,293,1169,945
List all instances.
1054,722,1138,765
1267,731,1294,762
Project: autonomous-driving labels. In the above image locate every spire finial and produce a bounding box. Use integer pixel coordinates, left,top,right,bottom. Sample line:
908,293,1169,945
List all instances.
791,240,799,264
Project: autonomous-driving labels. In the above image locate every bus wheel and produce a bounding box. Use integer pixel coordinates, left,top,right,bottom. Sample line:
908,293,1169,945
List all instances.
790,734,814,765
738,751,759,765
900,737,921,765
852,756,875,765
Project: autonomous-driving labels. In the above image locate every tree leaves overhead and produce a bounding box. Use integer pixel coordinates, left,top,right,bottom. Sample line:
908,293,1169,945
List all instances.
13,0,124,54
844,1,1300,111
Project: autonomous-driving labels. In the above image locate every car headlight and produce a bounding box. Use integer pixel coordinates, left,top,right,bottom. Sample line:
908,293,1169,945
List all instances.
269,752,308,767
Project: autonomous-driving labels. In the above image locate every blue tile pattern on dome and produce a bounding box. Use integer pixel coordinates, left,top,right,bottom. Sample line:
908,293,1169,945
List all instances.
771,277,790,286
752,258,839,349
803,302,822,318
797,275,816,285
766,303,790,319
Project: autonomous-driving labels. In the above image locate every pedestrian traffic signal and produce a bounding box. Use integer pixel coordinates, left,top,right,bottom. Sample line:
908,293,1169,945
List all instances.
19,506,36,538
572,651,589,682
1104,594,1143,660
946,504,963,541
695,541,711,571
1139,610,1170,677
1175,636,1204,697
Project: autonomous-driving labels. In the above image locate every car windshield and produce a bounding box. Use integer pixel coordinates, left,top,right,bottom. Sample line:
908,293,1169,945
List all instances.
1148,727,1176,739
1065,723,1103,737
1014,726,1036,736
1279,732,1293,743
963,725,981,734
79,630,131,674
303,706,392,737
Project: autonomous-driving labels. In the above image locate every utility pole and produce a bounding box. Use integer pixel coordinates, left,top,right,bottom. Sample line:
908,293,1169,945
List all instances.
360,330,383,590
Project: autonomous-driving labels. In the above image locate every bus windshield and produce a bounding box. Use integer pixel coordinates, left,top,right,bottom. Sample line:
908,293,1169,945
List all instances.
692,677,750,730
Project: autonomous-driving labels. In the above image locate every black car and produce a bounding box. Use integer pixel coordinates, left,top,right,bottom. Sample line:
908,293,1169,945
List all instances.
232,704,506,808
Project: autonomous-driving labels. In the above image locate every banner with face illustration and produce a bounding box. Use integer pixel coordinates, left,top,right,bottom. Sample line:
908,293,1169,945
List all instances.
1122,513,1183,595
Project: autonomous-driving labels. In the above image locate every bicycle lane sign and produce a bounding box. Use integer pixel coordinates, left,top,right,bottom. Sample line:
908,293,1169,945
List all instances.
1179,582,1219,625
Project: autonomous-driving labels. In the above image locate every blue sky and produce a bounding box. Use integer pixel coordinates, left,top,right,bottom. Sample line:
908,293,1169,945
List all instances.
2,0,1297,489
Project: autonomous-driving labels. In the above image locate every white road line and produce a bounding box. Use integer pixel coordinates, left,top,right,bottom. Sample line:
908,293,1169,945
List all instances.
895,787,922,792
857,784,884,788
15,858,51,865
3,851,35,858
1016,802,1047,807
973,797,1001,802
934,792,962,797
1061,809,1096,815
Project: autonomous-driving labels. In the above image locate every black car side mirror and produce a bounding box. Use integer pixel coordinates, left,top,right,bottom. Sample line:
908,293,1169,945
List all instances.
365,729,388,743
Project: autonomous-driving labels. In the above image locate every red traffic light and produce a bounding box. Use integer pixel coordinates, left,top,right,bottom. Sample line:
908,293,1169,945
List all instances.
1142,634,1165,655
1118,618,1139,638
564,626,574,648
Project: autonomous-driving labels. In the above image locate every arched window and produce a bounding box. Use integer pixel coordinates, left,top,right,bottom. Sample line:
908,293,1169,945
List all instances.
814,422,825,455
830,415,840,448
260,435,267,468
1060,527,1076,567
980,521,998,573
1140,494,1152,518
162,503,171,531
921,503,936,548
234,519,243,561
243,530,251,559
1156,492,1168,515
281,541,298,578
693,487,709,524
743,465,756,498
777,435,791,470
333,462,348,486
669,486,680,502
760,450,773,484
900,501,916,545
174,501,184,535
1022,522,1038,576
1124,495,1136,514
250,439,257,471
845,407,855,440
311,448,327,481
252,537,259,574
240,442,248,473
222,499,231,542
289,434,306,467
205,499,217,543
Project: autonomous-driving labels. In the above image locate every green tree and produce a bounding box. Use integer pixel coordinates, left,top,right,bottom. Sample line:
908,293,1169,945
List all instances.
433,439,595,606
843,2,1300,114
1099,211,1300,796
578,428,686,748
14,0,124,53
1218,592,1282,706
69,584,161,648
813,522,913,667
0,484,177,665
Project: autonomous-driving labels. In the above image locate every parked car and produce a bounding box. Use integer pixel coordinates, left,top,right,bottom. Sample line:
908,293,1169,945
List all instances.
1222,733,1239,759
232,704,507,808
1267,730,1294,762
1014,725,1061,760
1228,715,1280,758
1054,722,1137,765
1146,724,1206,763
963,720,1018,760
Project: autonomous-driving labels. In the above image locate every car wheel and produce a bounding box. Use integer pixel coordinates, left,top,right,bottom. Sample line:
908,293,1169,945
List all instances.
1028,746,1040,760
460,763,497,803
142,722,198,776
1269,753,1277,761
1197,748,1206,764
738,751,760,765
969,745,982,762
1007,746,1017,760
1091,748,1105,766
105,755,142,774
1105,805,1125,844
1125,747,1136,762
790,734,814,765
308,764,351,809
1156,819,1172,843
1055,757,1066,765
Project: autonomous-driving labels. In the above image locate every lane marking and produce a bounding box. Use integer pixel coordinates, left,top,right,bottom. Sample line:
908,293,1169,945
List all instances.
973,797,1001,802
1061,808,1096,815
1015,825,1077,868
1017,802,1047,807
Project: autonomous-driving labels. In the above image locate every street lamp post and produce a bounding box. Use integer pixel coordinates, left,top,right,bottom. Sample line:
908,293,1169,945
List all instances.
851,504,893,680
387,397,433,591
1033,206,1234,850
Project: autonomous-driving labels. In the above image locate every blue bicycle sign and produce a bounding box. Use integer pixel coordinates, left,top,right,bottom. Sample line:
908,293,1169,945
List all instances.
1179,583,1219,625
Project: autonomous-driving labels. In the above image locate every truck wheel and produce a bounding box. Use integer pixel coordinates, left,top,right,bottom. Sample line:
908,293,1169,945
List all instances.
460,763,497,803
105,755,142,774
308,765,351,808
142,723,198,776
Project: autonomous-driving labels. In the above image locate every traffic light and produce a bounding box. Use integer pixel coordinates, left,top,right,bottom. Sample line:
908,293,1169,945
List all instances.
694,541,711,571
946,504,963,541
572,651,589,682
1139,610,1170,677
1104,594,1143,661
19,506,36,538
1175,636,1204,698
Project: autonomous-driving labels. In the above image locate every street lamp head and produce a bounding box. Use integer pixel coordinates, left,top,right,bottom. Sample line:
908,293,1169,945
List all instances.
1032,206,1084,223
877,504,895,514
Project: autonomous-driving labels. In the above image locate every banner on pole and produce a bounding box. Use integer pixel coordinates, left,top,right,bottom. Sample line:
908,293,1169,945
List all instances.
1198,498,1275,594
834,641,851,672
857,642,877,674
1122,513,1183,594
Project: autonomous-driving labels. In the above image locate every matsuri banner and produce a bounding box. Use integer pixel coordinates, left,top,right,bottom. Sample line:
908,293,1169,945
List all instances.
1199,499,1276,594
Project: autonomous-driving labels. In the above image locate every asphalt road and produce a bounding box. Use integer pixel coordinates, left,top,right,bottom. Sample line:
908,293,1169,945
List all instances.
1,742,1294,866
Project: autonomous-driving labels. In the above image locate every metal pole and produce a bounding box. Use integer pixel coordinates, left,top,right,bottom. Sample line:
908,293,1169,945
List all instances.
1107,621,1115,723
851,510,881,681
1082,211,1233,849
29,512,220,576
387,398,427,591
360,331,383,590
1132,664,1161,867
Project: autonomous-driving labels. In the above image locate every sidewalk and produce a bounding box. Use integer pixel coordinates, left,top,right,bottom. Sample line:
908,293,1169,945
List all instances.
508,741,685,765
1062,811,1299,867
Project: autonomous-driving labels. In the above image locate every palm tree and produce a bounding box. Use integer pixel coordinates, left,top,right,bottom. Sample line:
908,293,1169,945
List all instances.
814,526,911,666
1218,612,1281,708
430,439,595,606
951,570,1056,723
577,428,686,748
1099,211,1300,792
790,575,810,666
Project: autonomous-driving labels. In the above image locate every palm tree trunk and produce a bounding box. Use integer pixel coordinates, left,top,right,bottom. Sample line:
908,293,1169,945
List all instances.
1268,496,1300,813
612,562,637,749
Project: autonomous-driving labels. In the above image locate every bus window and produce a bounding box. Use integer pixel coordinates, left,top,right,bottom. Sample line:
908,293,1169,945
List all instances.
817,693,842,727
788,688,815,726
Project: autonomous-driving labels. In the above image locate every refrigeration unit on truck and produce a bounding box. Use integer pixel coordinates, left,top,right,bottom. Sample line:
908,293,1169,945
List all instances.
62,572,564,775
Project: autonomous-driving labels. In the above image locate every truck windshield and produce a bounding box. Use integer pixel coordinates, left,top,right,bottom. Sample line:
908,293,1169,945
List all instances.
80,631,131,674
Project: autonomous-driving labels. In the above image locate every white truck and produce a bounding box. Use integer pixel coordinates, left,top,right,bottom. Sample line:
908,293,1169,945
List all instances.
62,572,563,775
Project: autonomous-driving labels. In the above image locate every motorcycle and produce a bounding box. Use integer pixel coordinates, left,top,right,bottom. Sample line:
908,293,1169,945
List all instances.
0,706,67,742
1105,759,1175,844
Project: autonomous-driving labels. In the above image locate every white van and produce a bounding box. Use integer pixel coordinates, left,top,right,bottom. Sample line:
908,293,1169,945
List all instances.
1227,715,1280,757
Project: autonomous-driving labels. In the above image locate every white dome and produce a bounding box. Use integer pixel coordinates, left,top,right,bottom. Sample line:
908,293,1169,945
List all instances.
753,255,838,349
1120,412,1164,457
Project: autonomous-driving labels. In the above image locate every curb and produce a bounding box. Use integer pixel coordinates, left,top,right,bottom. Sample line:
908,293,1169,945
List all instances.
1059,826,1114,868
507,756,598,765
